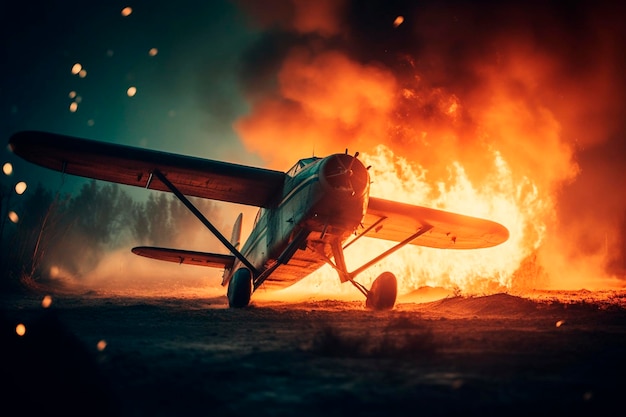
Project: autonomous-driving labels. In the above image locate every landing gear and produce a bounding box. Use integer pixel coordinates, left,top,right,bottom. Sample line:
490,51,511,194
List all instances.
227,268,252,308
365,272,397,311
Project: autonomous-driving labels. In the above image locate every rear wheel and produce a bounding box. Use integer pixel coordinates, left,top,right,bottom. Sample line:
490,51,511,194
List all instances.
227,268,252,308
365,272,397,311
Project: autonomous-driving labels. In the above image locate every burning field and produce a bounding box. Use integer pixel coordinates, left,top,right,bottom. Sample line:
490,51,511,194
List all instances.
230,0,626,297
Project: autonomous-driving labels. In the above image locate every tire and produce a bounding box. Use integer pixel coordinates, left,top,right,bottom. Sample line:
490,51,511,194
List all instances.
365,272,397,311
227,268,252,308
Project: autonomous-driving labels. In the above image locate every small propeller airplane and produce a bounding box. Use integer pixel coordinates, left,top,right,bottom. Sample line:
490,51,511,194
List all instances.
8,131,509,310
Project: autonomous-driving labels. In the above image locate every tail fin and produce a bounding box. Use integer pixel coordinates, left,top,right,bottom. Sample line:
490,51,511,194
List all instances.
230,213,243,250
223,213,243,285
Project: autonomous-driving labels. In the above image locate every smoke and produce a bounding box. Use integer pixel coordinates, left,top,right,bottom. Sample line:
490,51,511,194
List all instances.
232,0,626,290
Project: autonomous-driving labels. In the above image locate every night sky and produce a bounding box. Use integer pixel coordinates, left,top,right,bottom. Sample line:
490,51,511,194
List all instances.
2,1,263,189
2,0,625,290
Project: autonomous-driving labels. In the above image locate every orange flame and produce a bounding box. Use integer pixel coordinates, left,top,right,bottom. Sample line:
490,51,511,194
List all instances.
235,24,623,298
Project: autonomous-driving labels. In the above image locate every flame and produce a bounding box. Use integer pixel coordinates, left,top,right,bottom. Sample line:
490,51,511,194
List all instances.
234,3,625,299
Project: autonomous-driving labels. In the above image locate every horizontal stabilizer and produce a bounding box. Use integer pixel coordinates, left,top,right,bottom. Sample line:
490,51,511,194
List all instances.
132,246,235,269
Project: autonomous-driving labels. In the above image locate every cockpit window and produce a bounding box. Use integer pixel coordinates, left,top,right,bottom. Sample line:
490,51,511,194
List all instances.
286,157,319,177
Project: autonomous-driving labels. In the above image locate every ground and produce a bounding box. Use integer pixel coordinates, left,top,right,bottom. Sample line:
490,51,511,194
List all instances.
2,287,625,417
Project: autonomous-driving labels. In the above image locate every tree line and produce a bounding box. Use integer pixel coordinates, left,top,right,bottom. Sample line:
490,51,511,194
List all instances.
0,179,218,292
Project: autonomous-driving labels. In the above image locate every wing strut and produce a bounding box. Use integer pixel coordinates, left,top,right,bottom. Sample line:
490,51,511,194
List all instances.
320,224,434,285
150,169,259,276
347,224,433,279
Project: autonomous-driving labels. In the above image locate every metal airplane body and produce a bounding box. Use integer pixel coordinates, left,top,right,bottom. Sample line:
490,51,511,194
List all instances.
8,131,510,309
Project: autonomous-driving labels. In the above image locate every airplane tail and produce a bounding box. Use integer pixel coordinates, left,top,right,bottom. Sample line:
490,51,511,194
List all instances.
222,213,243,284
231,213,243,250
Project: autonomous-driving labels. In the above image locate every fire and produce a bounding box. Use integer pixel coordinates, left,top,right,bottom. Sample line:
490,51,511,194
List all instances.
234,1,625,299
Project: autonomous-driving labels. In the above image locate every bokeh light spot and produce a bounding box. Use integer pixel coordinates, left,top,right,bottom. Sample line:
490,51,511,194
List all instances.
127,86,137,97
121,7,133,17
71,63,82,75
393,16,404,28
15,323,26,336
69,91,77,99
79,69,87,78
149,48,158,56
8,211,19,223
42,295,53,308
87,119,95,127
3,162,13,176
97,340,107,351
69,102,78,112
14,181,27,195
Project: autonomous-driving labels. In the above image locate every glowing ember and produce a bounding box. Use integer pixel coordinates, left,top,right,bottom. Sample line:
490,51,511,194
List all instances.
69,102,78,112
2,162,12,175
15,323,26,336
393,16,404,28
121,7,133,17
42,295,53,308
8,211,19,223
555,320,565,328
14,181,27,195
71,63,82,75
97,340,107,351
127,86,137,97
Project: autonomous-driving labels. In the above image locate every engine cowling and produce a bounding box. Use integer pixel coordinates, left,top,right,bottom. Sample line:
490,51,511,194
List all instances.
319,153,369,199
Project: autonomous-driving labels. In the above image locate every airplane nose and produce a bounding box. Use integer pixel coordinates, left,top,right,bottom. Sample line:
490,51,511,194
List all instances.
320,153,369,198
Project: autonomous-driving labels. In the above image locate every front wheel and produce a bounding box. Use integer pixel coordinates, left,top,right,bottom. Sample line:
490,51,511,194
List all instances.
365,272,397,311
227,268,252,308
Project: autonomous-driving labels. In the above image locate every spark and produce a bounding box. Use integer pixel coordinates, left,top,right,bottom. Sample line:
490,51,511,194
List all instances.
8,211,19,223
97,340,107,351
3,162,12,175
393,16,404,28
71,63,82,75
42,295,53,308
15,323,26,336
14,181,27,195
555,320,565,327
121,7,133,17
69,102,78,112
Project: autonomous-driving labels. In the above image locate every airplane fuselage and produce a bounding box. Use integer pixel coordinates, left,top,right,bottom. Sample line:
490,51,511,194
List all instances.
230,153,370,290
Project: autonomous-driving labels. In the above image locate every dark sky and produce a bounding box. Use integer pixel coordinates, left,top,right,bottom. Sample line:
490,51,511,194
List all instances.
1,1,263,189
1,0,625,289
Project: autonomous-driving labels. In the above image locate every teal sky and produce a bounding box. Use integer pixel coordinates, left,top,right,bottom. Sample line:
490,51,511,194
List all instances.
2,1,263,193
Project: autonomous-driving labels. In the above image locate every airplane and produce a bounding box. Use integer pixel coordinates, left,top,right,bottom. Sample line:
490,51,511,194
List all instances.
8,131,509,310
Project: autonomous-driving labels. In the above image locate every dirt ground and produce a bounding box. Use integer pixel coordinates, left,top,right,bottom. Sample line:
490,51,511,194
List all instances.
2,287,626,417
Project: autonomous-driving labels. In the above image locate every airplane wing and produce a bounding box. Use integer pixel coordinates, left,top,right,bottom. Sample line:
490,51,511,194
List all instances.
131,246,235,268
361,197,509,249
8,131,286,208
